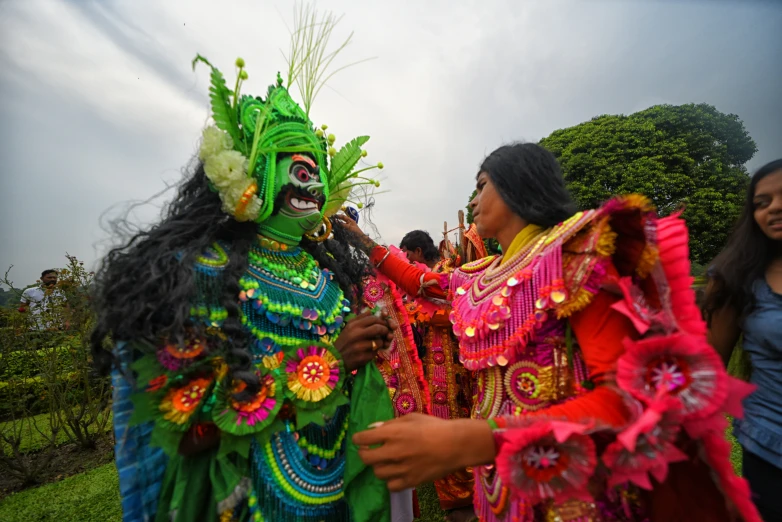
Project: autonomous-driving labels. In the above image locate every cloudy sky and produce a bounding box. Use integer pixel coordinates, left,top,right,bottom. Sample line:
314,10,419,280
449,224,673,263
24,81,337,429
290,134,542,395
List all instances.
1,0,780,288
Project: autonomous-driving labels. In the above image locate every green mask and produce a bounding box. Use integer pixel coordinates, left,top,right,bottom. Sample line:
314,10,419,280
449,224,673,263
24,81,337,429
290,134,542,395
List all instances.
193,49,383,238
258,153,327,244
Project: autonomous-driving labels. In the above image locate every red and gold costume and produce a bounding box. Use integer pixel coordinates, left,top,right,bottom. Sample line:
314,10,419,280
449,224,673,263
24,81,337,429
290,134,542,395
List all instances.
382,226,488,511
372,197,761,522
361,276,430,418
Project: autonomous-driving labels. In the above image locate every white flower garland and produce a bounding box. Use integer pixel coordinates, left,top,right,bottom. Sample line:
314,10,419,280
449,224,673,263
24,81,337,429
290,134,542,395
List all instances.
199,126,262,222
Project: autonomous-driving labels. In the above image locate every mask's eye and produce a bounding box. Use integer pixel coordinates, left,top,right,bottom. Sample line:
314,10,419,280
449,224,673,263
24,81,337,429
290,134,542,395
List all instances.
292,165,311,183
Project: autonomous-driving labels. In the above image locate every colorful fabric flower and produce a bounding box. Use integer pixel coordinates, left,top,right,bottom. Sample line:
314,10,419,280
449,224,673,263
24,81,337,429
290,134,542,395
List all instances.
495,420,597,506
602,397,688,490
609,276,671,335
395,393,417,415
363,280,385,304
165,338,206,359
283,344,342,406
159,376,213,426
213,369,283,435
157,338,207,370
616,333,728,421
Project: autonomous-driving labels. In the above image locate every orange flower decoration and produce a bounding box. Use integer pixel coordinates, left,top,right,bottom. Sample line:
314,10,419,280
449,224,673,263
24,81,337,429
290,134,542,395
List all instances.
160,377,212,425
165,338,205,359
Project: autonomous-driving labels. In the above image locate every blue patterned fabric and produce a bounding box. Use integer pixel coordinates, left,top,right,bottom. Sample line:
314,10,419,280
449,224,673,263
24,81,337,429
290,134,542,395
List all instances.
112,342,169,522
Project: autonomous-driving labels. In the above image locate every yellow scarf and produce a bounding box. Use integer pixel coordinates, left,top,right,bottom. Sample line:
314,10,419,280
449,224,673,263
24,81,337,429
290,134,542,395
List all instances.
499,224,546,267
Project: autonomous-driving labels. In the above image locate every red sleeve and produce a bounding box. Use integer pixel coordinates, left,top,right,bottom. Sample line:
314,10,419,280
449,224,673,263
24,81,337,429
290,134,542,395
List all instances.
370,246,448,300
501,267,636,428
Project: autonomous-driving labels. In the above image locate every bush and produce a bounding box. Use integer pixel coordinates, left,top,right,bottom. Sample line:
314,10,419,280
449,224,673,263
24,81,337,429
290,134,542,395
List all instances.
0,256,111,487
0,372,82,418
0,344,76,381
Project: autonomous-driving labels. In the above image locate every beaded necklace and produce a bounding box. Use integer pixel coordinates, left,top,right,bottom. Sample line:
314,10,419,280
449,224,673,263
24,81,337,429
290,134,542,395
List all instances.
239,239,351,345
450,211,595,370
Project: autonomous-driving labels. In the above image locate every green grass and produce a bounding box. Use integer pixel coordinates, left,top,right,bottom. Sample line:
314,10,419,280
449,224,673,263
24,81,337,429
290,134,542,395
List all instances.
726,422,743,476
415,482,446,521
0,411,112,455
0,462,121,522
0,412,72,454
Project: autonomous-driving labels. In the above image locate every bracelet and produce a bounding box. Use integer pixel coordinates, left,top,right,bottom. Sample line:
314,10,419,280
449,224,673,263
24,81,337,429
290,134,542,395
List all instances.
375,248,391,269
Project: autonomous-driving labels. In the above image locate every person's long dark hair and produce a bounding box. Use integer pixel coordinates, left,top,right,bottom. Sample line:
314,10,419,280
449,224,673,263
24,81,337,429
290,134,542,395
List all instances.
91,157,372,395
479,142,577,228
703,158,782,324
399,230,440,263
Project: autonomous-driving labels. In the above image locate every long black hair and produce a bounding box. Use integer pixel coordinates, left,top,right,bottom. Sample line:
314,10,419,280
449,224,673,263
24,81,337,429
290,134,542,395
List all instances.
704,158,782,323
91,157,372,395
399,230,440,263
479,142,577,228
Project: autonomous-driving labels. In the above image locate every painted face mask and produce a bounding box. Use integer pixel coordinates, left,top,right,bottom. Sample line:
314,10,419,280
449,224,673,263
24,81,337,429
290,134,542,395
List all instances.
193,56,385,245
259,154,327,243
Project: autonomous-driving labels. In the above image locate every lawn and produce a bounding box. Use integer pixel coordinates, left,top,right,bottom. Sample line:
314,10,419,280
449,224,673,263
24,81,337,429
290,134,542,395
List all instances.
0,462,121,522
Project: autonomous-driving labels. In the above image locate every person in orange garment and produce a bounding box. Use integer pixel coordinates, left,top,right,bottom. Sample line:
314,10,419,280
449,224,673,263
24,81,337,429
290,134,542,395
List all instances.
340,142,762,522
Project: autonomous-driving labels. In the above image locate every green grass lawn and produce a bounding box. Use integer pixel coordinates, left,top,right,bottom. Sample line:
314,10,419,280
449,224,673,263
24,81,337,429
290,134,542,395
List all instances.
0,462,121,522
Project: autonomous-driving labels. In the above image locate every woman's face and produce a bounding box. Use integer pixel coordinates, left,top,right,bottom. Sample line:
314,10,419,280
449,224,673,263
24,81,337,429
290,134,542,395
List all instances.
469,172,515,239
753,170,782,242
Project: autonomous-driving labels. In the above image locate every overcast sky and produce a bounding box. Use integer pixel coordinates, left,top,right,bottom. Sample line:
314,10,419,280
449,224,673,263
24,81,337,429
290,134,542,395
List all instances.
1,0,780,288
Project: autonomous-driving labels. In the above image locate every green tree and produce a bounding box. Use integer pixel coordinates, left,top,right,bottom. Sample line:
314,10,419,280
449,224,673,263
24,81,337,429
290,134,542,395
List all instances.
539,103,757,265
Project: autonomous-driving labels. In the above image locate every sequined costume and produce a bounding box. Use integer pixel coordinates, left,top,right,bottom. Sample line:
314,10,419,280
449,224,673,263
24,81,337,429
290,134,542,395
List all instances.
362,277,430,418
371,196,762,521
110,11,392,522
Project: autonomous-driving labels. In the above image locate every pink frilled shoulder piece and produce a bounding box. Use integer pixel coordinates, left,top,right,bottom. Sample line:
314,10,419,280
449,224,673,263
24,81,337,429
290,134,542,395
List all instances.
466,200,761,521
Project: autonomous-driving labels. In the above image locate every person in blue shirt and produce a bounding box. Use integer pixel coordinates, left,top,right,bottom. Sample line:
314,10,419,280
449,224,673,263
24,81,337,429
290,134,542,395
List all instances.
705,158,782,522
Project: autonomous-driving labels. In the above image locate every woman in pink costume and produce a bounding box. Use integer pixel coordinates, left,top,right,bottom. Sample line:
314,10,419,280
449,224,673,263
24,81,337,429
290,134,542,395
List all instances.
348,143,761,521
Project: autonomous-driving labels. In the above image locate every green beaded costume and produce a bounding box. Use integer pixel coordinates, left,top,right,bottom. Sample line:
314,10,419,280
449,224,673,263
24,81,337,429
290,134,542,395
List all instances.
111,7,392,522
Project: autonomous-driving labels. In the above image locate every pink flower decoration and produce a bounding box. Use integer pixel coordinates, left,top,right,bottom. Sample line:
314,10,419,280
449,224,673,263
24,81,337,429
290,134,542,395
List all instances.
495,420,596,506
602,397,688,490
617,333,728,421
362,280,385,304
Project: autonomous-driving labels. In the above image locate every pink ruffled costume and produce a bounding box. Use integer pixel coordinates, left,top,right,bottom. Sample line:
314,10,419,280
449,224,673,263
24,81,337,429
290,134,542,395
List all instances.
372,195,760,522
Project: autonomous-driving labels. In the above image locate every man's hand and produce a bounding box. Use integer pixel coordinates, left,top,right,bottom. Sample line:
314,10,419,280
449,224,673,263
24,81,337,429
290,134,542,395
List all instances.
334,311,395,372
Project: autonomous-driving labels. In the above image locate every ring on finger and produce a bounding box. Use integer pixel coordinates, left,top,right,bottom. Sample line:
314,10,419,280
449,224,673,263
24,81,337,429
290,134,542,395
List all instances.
371,339,378,351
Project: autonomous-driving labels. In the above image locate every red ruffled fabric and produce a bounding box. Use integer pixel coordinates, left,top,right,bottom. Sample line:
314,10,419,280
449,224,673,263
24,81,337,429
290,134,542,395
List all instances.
492,212,762,521
495,421,597,506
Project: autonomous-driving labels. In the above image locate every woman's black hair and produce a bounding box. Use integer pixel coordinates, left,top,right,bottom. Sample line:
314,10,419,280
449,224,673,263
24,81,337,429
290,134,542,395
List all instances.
399,230,440,263
478,142,577,228
703,158,782,324
90,158,371,396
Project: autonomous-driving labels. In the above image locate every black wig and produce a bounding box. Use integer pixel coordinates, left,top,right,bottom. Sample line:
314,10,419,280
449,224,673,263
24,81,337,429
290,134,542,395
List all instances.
91,158,372,394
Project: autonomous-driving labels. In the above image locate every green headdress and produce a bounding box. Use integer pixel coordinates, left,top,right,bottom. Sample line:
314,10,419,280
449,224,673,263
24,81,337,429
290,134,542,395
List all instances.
193,7,383,229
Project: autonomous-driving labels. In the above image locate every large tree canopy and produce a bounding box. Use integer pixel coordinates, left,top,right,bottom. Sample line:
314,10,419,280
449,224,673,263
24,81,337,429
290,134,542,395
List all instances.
538,103,757,265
